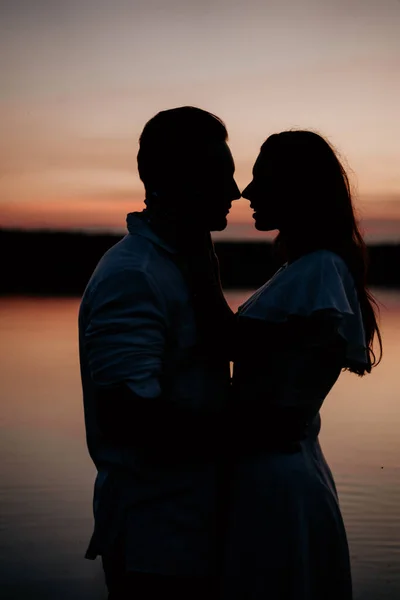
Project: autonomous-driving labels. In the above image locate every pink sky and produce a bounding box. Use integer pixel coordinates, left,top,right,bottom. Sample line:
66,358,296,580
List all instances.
1,0,400,241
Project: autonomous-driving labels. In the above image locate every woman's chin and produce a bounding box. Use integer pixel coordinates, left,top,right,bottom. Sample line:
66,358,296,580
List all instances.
253,216,278,232
253,217,269,231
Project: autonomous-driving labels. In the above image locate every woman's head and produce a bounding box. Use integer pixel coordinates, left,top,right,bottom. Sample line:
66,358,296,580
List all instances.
243,129,382,374
243,130,355,239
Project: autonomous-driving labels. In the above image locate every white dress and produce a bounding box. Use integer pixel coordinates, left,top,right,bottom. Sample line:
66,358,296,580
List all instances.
222,250,369,600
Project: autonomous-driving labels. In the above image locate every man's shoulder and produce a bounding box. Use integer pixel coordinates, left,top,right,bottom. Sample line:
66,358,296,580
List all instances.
103,233,154,268
93,233,158,280
81,234,153,299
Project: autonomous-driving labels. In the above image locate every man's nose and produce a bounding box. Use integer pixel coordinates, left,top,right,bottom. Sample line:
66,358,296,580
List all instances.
241,181,254,200
241,185,250,199
231,179,242,200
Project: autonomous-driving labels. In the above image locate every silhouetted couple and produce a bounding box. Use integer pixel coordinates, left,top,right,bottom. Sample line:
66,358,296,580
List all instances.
79,107,382,600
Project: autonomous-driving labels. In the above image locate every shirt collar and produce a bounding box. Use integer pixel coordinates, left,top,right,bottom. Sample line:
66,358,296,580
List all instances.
126,212,178,254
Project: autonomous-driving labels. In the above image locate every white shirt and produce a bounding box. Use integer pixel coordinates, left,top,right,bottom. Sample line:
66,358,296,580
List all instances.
79,212,231,575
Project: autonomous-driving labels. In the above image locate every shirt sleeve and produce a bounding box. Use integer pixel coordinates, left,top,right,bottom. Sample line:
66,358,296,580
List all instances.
83,268,166,398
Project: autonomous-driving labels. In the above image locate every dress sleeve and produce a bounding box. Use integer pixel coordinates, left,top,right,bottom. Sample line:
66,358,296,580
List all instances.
241,251,369,371
83,268,166,398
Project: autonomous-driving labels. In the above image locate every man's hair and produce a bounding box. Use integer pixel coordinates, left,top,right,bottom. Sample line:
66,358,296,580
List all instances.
137,106,228,192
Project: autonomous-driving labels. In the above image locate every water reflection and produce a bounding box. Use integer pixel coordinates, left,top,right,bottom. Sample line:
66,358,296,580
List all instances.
0,291,399,599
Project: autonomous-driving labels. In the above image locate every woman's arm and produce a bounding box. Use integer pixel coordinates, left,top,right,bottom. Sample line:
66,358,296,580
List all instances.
231,314,346,453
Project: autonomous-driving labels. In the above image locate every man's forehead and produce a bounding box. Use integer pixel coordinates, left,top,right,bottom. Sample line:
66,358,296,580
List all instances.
203,140,234,164
181,140,234,174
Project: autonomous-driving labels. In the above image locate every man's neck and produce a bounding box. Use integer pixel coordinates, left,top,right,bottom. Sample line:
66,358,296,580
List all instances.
140,209,211,255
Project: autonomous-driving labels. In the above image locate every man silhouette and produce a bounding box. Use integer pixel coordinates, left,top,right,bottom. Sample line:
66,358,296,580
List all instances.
79,106,241,599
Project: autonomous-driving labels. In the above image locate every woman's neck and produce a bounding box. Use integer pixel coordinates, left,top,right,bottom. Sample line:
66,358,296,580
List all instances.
276,230,322,264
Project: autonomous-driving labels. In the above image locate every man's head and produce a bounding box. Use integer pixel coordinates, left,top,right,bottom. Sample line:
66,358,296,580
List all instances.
137,106,241,231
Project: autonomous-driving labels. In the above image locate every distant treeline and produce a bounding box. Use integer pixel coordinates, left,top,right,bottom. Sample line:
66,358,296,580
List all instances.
1,229,399,295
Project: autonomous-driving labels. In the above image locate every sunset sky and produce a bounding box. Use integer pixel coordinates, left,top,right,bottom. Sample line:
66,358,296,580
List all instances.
1,0,400,241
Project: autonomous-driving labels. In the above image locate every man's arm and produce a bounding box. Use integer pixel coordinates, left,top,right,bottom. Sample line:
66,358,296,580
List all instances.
94,382,219,461
84,268,218,459
85,269,165,396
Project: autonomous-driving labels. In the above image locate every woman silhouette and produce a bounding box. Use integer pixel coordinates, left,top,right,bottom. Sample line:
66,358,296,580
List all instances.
223,131,382,600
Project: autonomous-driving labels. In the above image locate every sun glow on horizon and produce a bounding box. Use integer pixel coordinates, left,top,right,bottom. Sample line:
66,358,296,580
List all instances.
1,0,399,241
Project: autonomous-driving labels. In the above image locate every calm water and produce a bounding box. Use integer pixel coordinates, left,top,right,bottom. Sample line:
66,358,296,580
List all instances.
0,290,400,600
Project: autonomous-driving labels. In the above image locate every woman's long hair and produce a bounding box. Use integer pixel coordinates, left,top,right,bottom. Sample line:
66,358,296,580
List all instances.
261,130,382,375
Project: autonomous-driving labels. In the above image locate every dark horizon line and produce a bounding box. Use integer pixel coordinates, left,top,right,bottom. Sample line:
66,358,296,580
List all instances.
1,226,400,247
1,227,400,293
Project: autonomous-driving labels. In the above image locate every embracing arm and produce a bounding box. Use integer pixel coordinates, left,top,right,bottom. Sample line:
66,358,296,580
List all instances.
276,313,346,416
